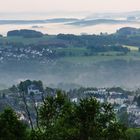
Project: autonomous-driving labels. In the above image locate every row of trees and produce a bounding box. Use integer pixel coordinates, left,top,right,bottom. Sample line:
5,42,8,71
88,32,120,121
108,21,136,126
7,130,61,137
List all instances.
57,27,140,48
7,29,43,38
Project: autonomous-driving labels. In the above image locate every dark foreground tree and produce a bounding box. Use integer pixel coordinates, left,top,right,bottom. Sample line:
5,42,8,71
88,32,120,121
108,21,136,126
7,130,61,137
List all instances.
136,96,140,107
0,108,28,140
0,91,128,140
38,91,128,140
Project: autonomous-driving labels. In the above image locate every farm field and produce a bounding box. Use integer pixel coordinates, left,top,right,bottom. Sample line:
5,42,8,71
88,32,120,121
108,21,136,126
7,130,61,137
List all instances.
123,45,139,51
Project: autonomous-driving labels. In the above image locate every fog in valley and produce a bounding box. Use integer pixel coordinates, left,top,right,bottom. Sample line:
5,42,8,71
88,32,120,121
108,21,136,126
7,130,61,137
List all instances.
0,58,140,90
0,5,140,89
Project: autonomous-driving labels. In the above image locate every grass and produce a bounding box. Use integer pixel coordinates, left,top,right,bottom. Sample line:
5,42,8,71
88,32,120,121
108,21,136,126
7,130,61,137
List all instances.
58,51,140,64
123,45,139,52
0,35,55,45
1,35,140,64
126,128,140,140
54,47,88,56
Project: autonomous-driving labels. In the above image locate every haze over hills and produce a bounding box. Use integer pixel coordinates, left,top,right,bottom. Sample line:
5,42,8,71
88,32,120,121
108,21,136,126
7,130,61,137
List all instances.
1,1,140,139
0,18,79,25
0,11,140,89
0,27,140,89
0,11,140,36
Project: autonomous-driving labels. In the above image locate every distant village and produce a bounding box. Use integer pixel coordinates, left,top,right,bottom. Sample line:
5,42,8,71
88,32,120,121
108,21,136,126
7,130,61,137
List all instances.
0,45,55,63
0,81,140,127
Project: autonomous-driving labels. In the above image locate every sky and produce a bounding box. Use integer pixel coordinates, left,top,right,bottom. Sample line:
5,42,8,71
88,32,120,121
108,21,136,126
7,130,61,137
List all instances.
0,0,140,13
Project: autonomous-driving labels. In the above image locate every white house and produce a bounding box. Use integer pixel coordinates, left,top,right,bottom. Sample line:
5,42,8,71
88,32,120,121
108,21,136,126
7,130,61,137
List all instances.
27,84,40,95
127,105,140,117
107,92,128,105
71,98,78,103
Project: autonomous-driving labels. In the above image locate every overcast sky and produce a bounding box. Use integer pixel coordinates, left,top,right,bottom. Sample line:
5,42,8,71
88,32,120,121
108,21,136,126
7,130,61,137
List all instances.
0,0,140,13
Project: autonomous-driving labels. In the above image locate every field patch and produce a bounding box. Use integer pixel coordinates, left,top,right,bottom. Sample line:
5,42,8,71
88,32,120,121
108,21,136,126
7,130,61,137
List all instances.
123,45,139,51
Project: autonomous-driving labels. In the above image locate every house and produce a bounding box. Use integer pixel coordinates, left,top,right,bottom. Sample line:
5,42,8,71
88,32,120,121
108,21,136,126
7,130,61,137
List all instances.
134,118,140,127
16,111,26,121
71,98,78,103
27,84,40,95
107,92,128,105
127,105,140,117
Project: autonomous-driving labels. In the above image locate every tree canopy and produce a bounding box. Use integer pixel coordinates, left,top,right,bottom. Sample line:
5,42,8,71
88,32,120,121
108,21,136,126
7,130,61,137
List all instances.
0,108,28,140
0,90,128,140
38,91,128,140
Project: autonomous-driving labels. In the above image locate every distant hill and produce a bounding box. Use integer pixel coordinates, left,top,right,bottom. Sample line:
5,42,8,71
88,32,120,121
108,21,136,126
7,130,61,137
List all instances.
44,18,79,23
1,27,140,88
116,27,140,36
67,19,140,26
0,18,79,25
7,29,43,38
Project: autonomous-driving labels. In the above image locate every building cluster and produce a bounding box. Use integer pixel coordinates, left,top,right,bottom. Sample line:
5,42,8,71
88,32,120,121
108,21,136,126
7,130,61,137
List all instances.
70,88,140,127
0,45,54,63
0,85,140,127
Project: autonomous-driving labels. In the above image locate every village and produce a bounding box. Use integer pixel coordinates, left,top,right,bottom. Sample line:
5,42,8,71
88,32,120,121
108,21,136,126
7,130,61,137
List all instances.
0,45,55,63
69,87,140,127
0,82,140,127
